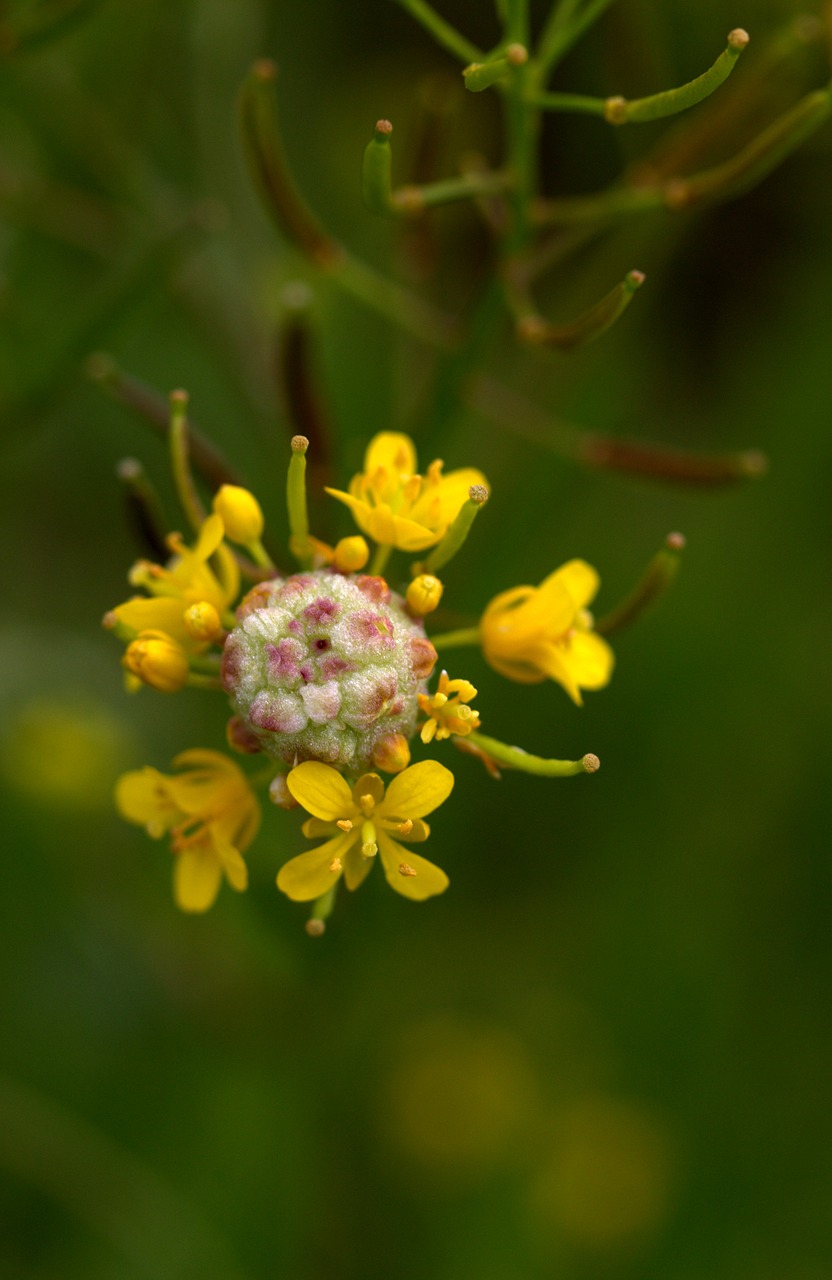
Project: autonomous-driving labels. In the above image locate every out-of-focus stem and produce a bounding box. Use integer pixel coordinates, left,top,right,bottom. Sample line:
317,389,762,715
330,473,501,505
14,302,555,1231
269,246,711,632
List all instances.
391,0,483,64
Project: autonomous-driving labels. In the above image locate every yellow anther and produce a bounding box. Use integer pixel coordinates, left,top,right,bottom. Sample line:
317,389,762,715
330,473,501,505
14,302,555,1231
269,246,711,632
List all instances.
329,856,343,873
359,793,375,816
123,631,190,693
212,484,264,545
336,819,354,832
183,600,223,642
361,841,378,859
333,536,370,573
397,820,413,836
398,862,417,877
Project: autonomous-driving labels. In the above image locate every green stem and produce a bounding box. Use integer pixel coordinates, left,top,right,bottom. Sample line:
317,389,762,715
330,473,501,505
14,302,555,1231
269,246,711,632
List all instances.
390,0,483,64
370,542,393,577
393,169,513,212
431,626,481,651
424,488,489,572
335,254,458,350
466,731,599,776
186,673,223,691
287,438,313,568
168,391,206,534
527,90,608,116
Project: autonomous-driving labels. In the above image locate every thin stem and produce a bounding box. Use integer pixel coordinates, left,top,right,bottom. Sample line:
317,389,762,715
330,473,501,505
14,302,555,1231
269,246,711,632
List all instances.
466,731,599,777
390,0,483,64
527,90,608,116
186,673,223,691
370,542,392,577
430,626,481,651
393,169,513,213
168,391,206,534
335,254,458,350
287,437,313,569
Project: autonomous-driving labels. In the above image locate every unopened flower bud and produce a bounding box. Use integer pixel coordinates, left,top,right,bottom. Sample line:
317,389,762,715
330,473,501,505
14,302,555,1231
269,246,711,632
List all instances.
184,600,223,642
269,773,298,808
372,733,411,774
123,631,189,693
406,573,444,615
333,536,370,573
226,714,263,755
212,485,264,544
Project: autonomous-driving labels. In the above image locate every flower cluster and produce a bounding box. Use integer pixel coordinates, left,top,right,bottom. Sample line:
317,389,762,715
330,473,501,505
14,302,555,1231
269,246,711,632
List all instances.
109,426,619,931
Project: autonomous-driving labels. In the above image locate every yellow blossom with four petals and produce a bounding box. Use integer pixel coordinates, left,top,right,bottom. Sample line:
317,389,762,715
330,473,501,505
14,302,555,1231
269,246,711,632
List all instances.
277,760,454,902
115,749,260,912
325,432,487,552
480,560,614,705
113,514,239,651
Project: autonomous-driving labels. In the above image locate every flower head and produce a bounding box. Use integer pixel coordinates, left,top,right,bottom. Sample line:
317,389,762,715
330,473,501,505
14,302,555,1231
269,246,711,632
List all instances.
480,560,614,704
115,749,260,912
277,759,454,902
326,432,487,552
418,671,480,743
221,569,437,771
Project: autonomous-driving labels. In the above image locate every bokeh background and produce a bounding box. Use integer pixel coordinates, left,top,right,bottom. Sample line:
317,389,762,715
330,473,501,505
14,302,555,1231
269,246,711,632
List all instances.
2,1,831,1277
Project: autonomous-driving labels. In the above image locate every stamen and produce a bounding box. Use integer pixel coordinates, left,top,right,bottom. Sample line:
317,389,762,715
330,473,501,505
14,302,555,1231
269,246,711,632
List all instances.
329,857,343,873
336,819,354,832
397,820,413,836
398,862,417,877
359,793,375,816
361,841,378,859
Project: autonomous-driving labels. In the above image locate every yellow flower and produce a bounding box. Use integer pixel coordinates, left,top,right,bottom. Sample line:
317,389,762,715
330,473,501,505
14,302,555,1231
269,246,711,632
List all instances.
277,760,454,902
406,573,444,616
418,671,480,743
480,560,614,705
325,432,487,552
115,749,260,912
112,514,239,650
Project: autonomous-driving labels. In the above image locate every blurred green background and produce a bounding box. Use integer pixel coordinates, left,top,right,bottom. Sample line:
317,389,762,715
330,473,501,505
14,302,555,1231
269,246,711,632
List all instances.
2,1,831,1277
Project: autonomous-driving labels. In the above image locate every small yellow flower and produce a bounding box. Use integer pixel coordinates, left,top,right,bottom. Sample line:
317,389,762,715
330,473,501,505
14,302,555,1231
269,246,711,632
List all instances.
123,630,190,693
277,760,454,902
325,432,487,552
212,485,264,544
112,514,239,650
480,560,614,705
406,573,444,616
418,671,480,743
115,749,260,912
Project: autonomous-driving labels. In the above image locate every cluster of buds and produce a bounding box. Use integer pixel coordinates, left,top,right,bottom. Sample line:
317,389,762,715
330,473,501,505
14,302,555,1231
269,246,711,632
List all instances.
107,404,682,932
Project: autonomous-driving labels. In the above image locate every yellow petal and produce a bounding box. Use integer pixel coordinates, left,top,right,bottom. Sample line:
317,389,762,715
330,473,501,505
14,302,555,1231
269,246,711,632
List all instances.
276,832,353,901
193,513,225,561
302,816,339,839
174,845,223,912
410,467,488,530
534,644,584,705
562,629,615,691
524,575,576,635
351,773,385,808
382,760,454,819
389,514,442,552
115,767,180,833
342,841,375,891
380,817,431,843
114,597,193,646
364,432,417,478
212,831,248,892
324,489,377,541
287,762,354,821
377,831,449,901
481,648,547,685
547,559,600,610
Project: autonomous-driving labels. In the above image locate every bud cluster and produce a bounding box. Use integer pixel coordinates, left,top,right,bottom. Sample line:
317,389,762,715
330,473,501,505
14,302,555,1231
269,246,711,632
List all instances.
221,570,437,771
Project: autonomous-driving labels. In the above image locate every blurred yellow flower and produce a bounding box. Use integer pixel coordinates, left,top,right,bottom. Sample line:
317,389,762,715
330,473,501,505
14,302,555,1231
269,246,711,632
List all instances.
112,513,239,649
123,629,190,693
326,432,487,552
480,559,614,704
277,759,454,901
211,484,263,545
115,749,260,912
418,671,480,743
